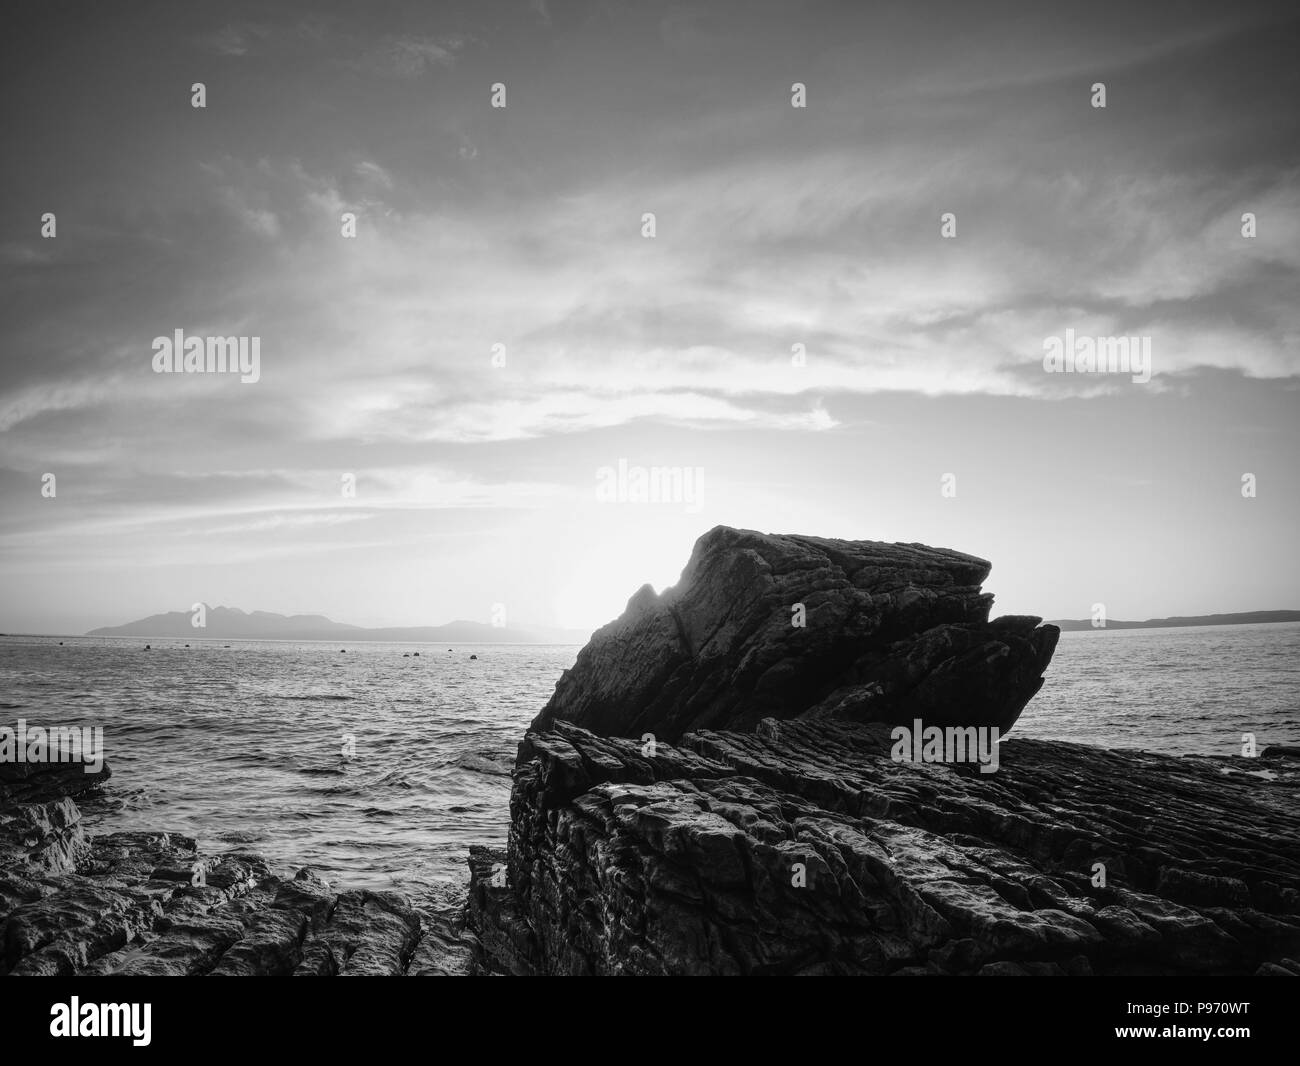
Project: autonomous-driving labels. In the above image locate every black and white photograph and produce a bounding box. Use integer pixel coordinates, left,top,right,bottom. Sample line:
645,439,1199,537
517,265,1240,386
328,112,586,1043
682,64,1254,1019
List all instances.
1,0,1297,1043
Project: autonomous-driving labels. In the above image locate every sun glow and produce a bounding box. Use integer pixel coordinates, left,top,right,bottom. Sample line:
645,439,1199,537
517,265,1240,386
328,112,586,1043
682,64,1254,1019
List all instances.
550,524,696,631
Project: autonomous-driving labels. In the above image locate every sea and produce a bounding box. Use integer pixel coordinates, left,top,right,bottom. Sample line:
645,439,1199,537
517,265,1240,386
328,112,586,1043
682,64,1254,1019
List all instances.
1,621,1297,898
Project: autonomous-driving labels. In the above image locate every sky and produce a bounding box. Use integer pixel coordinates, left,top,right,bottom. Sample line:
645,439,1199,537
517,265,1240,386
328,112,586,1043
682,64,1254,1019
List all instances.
1,0,1297,636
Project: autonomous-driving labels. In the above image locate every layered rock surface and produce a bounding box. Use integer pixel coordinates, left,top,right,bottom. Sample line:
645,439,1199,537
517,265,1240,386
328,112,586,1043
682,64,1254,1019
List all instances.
0,756,476,976
533,526,1060,741
468,720,1300,975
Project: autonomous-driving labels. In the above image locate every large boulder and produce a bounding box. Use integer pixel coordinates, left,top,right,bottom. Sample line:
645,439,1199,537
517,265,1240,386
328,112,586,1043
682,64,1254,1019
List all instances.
533,526,1059,742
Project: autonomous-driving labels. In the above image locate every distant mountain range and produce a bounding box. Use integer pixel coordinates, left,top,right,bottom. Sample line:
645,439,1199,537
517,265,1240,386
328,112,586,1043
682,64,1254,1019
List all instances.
72,606,1300,642
1048,610,1300,632
87,606,591,644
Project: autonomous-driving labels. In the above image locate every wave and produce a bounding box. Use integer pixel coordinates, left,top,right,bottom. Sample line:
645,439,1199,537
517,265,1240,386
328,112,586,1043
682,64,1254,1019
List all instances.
270,694,357,701
456,752,513,777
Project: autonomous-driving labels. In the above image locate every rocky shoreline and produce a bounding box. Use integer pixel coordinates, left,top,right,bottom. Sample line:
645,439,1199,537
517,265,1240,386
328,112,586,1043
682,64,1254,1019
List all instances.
0,758,476,975
4,527,1297,976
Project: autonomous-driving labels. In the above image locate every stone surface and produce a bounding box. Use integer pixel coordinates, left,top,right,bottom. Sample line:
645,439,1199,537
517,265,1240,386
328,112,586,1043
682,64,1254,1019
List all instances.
467,719,1300,976
405,887,478,977
1,748,108,905
0,747,110,807
533,526,1059,742
0,808,470,976
0,721,477,975
0,796,89,880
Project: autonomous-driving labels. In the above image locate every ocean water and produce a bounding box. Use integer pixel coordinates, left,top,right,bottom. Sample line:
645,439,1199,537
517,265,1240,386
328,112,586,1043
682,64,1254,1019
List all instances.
1018,622,1300,755
1,621,1297,897
0,638,572,896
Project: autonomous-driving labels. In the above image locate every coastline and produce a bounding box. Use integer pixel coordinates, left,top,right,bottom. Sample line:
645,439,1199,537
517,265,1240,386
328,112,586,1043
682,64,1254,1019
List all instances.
3,530,1298,976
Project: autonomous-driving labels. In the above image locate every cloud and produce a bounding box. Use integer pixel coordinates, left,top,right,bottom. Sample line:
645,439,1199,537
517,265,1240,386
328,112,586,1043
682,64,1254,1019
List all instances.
5,4,1297,479
353,161,393,190
0,243,53,267
200,24,267,57
352,34,470,79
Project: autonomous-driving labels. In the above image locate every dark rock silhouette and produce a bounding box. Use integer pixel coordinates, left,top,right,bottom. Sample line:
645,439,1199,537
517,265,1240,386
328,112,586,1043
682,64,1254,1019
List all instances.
534,526,1058,742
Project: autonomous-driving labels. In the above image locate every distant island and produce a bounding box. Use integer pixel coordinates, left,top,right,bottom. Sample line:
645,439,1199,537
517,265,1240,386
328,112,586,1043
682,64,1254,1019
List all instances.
87,606,591,644
1048,610,1300,632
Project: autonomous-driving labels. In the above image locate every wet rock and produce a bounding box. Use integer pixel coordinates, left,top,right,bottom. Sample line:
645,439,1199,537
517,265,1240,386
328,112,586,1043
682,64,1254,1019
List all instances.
209,910,310,976
406,889,479,976
294,891,419,976
0,749,110,808
466,846,537,976
1262,745,1300,761
0,797,88,878
272,868,335,929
